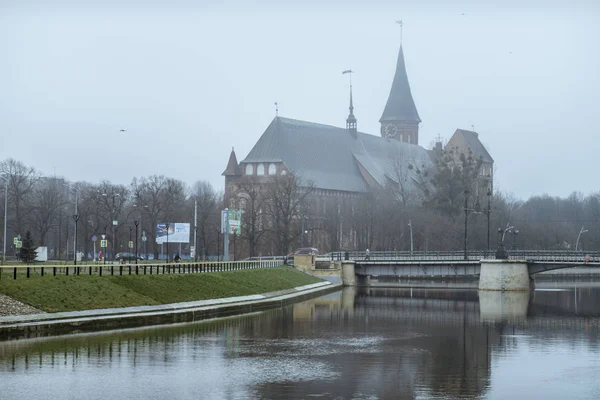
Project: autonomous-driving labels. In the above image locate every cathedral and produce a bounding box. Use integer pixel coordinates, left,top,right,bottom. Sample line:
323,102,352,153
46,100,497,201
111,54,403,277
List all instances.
223,43,492,202
222,41,493,254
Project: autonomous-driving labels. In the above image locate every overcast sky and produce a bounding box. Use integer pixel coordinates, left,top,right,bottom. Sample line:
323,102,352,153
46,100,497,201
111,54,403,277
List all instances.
1,0,599,199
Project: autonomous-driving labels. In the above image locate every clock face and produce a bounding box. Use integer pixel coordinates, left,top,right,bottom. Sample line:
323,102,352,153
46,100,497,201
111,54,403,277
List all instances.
384,124,397,139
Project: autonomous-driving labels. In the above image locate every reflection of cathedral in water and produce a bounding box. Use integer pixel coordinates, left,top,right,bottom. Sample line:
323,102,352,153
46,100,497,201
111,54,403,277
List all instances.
291,288,495,399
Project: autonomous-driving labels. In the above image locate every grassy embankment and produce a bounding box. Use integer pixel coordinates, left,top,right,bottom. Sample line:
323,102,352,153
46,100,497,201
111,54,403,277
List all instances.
0,266,322,313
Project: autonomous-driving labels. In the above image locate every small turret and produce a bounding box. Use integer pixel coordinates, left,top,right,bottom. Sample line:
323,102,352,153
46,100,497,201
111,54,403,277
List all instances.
346,86,357,137
343,69,357,138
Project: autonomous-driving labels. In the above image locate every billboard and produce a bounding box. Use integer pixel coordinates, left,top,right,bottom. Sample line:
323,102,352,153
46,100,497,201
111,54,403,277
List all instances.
156,223,190,244
221,209,242,235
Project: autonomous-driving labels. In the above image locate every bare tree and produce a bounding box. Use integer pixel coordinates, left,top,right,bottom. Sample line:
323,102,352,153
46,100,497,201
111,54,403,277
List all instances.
190,180,220,259
232,179,270,258
131,175,187,259
265,174,314,255
29,177,67,245
0,158,38,237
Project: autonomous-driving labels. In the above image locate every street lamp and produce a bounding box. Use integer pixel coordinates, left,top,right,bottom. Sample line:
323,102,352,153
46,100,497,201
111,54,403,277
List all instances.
217,228,221,261
463,190,481,260
486,189,492,256
508,228,519,250
496,223,514,259
134,220,139,265
73,214,79,265
1,175,7,263
408,219,414,253
165,222,170,263
194,225,198,262
103,225,108,265
301,217,308,247
101,192,121,261
129,204,148,264
575,226,588,251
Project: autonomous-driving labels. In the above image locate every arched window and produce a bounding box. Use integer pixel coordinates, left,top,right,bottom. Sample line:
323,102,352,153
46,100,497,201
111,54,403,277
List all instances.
245,164,253,175
281,169,287,175
257,163,265,176
268,163,277,175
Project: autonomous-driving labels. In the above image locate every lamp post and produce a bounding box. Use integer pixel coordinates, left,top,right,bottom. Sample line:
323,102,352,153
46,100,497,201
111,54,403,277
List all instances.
408,219,414,254
134,220,139,265
486,189,492,257
194,225,198,262
165,223,170,263
508,229,519,250
301,217,307,247
1,175,7,263
129,225,133,258
496,223,514,259
73,214,79,265
103,225,108,265
217,228,221,261
575,226,588,251
102,192,121,261
463,190,481,260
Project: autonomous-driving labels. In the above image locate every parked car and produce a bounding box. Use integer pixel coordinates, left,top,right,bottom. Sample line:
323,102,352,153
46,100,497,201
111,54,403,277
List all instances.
286,247,319,257
293,247,319,255
115,252,144,262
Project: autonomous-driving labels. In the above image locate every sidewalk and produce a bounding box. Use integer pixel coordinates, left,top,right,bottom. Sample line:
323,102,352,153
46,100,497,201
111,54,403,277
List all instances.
0,281,340,340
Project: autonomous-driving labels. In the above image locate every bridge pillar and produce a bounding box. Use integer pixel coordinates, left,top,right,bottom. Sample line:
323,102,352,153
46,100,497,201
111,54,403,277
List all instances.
341,261,356,286
479,260,530,291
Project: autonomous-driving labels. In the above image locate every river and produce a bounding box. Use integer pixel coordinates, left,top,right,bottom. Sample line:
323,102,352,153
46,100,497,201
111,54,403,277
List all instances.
1,281,600,399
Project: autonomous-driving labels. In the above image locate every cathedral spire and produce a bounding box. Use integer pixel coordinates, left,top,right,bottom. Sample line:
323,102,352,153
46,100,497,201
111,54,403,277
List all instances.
380,45,420,124
343,69,357,136
380,35,421,144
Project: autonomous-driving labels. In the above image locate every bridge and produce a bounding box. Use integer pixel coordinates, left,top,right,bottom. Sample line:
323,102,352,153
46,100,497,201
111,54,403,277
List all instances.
312,250,600,291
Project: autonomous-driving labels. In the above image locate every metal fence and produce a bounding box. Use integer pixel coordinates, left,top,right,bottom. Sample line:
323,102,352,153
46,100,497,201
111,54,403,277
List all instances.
0,259,282,280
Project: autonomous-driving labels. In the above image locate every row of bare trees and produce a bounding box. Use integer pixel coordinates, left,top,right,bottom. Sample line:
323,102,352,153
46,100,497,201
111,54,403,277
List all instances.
0,158,222,261
2,155,599,262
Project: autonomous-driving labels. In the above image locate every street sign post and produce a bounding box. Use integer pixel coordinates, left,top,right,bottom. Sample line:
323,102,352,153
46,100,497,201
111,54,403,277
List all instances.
100,240,107,248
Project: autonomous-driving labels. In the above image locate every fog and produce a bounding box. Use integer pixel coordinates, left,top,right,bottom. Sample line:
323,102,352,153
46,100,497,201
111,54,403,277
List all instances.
1,0,599,199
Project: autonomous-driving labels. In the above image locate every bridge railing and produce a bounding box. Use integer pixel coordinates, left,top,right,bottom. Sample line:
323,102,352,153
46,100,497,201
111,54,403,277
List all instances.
327,250,487,261
507,250,600,263
325,250,600,263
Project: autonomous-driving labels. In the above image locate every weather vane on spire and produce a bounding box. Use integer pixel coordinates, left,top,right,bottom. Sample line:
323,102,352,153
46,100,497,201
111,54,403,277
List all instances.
342,69,353,86
274,102,278,117
396,20,403,45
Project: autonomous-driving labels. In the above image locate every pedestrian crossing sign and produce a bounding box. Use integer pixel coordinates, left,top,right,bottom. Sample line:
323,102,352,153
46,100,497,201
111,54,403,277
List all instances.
100,240,108,248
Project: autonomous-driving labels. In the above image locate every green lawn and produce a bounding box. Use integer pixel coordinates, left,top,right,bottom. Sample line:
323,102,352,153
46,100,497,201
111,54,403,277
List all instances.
0,267,322,313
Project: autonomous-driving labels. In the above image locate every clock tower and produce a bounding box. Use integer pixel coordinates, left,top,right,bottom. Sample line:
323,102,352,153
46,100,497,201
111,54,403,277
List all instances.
380,45,421,144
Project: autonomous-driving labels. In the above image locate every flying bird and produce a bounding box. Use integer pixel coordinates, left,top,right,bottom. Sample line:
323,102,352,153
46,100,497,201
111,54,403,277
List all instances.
119,129,127,132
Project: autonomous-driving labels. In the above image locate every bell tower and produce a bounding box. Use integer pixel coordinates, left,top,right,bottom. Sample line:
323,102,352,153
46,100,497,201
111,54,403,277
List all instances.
380,25,421,144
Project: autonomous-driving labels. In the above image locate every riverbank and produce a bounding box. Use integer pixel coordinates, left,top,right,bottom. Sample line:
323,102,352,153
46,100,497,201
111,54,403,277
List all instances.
0,266,320,313
0,266,341,340
0,281,340,340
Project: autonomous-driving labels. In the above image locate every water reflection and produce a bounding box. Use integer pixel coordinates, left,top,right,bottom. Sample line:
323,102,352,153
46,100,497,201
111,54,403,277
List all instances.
1,283,600,399
479,291,529,322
